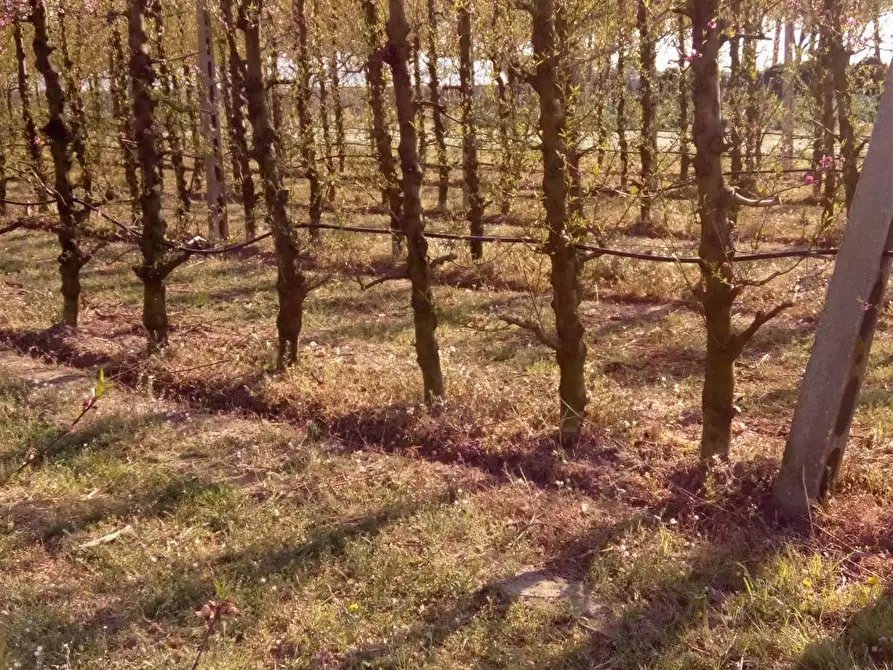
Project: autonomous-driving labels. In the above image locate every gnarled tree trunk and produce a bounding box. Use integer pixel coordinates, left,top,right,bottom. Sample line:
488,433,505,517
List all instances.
294,0,322,241
129,0,189,352
457,0,483,260
635,0,658,231
527,0,587,442
425,0,449,210
240,0,309,369
361,0,402,257
221,0,257,237
30,0,84,327
109,17,141,221
196,0,228,238
385,0,445,402
14,20,48,210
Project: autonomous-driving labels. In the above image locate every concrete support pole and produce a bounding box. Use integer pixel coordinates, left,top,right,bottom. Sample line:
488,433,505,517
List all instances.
776,63,893,518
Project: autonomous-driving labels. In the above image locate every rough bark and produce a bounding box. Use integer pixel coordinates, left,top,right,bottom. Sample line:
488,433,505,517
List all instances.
294,0,322,241
109,18,141,221
690,0,736,461
220,0,257,237
528,0,587,442
151,2,191,222
457,0,483,260
196,0,229,238
614,35,629,191
14,20,48,210
412,33,427,165
425,0,449,210
317,53,336,205
384,0,445,402
239,0,309,369
826,0,858,212
56,5,92,200
636,0,657,230
30,0,84,327
361,0,402,256
328,34,346,173
129,0,188,352
677,14,690,180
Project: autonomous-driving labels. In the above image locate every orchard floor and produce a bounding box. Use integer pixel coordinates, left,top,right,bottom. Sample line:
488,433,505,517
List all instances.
2,195,893,667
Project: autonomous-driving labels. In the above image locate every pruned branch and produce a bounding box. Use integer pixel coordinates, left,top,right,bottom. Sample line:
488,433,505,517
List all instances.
496,312,560,350
734,301,795,354
728,187,781,208
307,272,335,293
359,253,456,291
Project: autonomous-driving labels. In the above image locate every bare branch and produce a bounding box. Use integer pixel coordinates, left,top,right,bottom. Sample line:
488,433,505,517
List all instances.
496,313,560,350
734,301,795,355
728,187,781,208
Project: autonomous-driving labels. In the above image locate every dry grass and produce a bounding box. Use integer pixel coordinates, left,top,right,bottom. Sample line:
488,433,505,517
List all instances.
1,164,892,669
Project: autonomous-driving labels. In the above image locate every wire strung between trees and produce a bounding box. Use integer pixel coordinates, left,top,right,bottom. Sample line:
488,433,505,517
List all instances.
0,202,860,265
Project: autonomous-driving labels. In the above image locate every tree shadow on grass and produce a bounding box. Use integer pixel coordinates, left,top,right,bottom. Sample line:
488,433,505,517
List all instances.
797,585,893,669
0,411,166,480
0,491,455,667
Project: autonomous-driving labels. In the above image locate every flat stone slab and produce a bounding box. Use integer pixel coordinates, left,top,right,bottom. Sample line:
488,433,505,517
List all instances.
496,568,607,619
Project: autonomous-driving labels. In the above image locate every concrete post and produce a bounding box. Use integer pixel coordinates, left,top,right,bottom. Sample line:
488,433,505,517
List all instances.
776,63,893,519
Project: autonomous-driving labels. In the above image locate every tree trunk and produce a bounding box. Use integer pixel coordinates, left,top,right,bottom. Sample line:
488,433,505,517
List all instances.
727,0,743,186
385,0,445,402
690,0,736,461
361,0,402,257
109,18,141,221
615,38,629,191
239,0,309,369
742,12,759,191
30,0,84,327
772,18,781,65
826,0,857,212
294,0,322,241
14,20,48,211
220,0,257,238
457,0,483,260
636,0,657,230
57,5,92,201
317,54,336,206
425,0,449,210
782,19,794,169
677,14,690,181
196,0,228,238
412,33,427,165
529,0,587,442
152,2,191,222
129,0,188,352
328,39,346,173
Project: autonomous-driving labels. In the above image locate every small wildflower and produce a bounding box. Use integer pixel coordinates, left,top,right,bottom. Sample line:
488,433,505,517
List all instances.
804,173,816,185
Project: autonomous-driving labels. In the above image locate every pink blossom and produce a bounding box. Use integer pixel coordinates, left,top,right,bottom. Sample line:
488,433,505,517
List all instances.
707,18,717,29
804,174,816,185
846,16,859,29
31,136,41,146
819,155,835,170
685,49,700,64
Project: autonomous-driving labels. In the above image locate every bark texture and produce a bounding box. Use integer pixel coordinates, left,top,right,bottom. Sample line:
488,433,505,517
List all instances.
30,0,84,326
457,0,483,260
385,0,445,402
239,0,309,369
129,0,189,351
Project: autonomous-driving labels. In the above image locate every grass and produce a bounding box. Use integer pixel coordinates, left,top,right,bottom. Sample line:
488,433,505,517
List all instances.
1,156,892,668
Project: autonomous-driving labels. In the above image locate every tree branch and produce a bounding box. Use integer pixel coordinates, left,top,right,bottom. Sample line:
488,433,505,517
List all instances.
734,301,795,355
496,313,560,350
728,187,781,208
